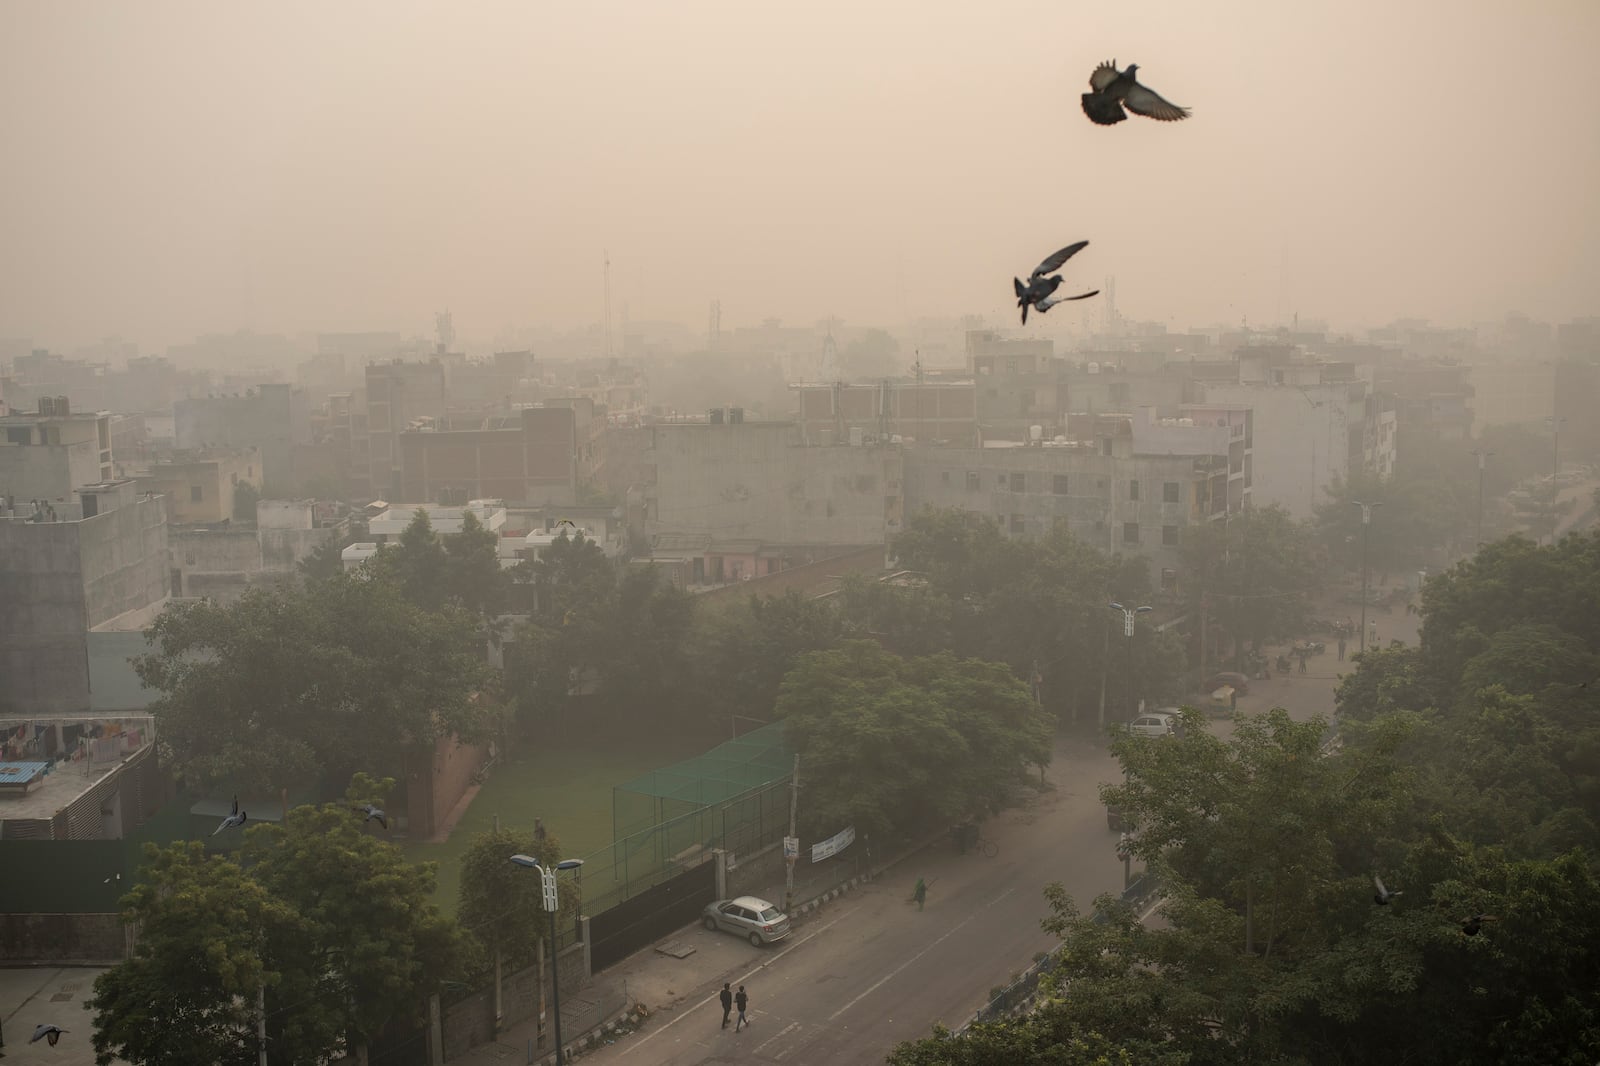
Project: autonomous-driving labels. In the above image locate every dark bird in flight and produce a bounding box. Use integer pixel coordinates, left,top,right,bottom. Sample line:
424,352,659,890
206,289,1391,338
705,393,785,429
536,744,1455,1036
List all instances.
31,1024,69,1046
1372,875,1403,906
213,796,247,836
354,804,389,830
1459,913,1500,936
1014,242,1099,324
1081,61,1191,126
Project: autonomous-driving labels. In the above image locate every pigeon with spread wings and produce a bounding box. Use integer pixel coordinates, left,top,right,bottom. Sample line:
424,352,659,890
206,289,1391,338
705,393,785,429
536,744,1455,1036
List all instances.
1014,242,1099,325
1082,61,1190,126
212,795,247,836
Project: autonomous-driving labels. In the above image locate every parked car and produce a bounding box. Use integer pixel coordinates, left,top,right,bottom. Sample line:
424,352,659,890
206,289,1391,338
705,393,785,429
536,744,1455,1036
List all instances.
1203,672,1250,695
703,895,792,946
1125,713,1178,738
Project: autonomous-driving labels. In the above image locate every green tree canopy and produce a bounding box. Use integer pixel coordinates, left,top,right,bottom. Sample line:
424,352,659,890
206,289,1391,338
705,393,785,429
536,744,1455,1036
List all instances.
690,589,844,725
457,826,579,974
1179,504,1322,665
231,482,260,524
137,574,492,793
774,641,1051,839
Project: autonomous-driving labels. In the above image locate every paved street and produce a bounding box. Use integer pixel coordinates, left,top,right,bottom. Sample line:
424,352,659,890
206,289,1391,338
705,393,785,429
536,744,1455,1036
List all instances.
0,967,117,1065
579,740,1129,1066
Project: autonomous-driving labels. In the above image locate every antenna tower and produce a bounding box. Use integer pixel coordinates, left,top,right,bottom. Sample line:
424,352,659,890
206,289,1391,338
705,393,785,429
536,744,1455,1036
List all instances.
603,251,613,359
708,300,722,351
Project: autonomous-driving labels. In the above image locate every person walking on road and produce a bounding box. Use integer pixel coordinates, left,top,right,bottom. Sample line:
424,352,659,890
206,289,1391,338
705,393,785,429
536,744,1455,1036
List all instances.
1338,635,1346,661
913,876,927,911
735,985,750,1031
719,983,733,1029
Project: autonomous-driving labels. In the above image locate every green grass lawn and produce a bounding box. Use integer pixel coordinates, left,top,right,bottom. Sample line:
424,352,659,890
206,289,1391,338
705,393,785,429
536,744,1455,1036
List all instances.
408,728,721,916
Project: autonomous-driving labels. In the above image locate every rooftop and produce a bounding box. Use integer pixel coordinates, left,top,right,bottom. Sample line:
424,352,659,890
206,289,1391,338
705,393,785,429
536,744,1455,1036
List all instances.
0,717,155,824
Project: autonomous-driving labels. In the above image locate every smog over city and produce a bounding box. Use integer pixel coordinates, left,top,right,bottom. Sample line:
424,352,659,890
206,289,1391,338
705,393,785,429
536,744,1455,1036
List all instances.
2,3,1599,1065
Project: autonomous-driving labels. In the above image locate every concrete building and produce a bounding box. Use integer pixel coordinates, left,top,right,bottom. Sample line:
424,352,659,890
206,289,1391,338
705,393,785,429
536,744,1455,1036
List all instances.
647,420,902,548
169,498,343,601
366,500,508,542
966,331,1063,439
173,383,310,492
362,360,448,500
1373,361,1475,443
1197,378,1395,520
0,480,170,715
1467,360,1556,432
395,401,601,507
790,381,979,447
136,449,261,526
0,400,113,507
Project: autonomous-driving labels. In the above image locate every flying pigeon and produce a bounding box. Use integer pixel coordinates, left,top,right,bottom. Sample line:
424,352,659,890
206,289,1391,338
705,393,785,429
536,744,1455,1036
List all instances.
31,1024,69,1045
1081,61,1191,126
1372,875,1403,906
354,804,389,830
1014,242,1099,324
212,795,247,836
1459,913,1500,937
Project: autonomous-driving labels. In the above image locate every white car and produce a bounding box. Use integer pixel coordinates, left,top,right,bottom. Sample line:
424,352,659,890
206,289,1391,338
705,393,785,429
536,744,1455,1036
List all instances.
702,895,792,946
1125,713,1178,738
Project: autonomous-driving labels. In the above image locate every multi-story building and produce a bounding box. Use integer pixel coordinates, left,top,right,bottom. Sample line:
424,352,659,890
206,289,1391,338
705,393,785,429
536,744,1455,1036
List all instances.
0,479,170,715
790,382,979,447
1467,360,1555,432
966,331,1062,439
1198,376,1395,520
647,420,901,549
394,400,601,506
1373,360,1475,443
136,449,261,526
0,399,113,504
360,360,448,500
173,382,310,493
168,498,344,601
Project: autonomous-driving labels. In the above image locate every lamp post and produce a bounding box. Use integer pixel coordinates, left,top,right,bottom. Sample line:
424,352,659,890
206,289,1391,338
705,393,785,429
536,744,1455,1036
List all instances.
1108,602,1153,717
1471,449,1493,547
1352,500,1381,655
1545,415,1567,481
509,855,585,1065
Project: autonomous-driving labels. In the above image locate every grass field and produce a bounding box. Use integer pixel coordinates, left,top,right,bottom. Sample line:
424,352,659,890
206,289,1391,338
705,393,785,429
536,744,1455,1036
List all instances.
408,727,722,916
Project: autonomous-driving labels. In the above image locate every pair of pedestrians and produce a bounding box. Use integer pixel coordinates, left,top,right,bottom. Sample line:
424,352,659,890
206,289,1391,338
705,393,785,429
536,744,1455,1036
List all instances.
719,983,750,1032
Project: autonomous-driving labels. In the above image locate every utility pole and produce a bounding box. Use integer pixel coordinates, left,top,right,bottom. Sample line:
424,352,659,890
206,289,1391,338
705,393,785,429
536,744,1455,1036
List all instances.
257,984,268,1066
785,754,800,914
1353,500,1381,655
1472,449,1493,547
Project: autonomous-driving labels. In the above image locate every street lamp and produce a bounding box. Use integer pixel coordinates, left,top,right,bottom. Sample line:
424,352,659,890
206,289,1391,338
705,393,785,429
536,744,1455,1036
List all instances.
509,855,585,1065
1352,501,1381,655
1471,449,1493,548
1545,415,1567,481
1108,603,1153,716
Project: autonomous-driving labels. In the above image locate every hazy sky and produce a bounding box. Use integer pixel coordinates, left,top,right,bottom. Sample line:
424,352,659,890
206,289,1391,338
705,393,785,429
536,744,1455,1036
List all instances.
2,0,1597,352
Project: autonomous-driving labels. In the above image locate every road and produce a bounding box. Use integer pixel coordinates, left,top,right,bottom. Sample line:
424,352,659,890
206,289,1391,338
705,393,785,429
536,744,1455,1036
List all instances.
590,742,1128,1066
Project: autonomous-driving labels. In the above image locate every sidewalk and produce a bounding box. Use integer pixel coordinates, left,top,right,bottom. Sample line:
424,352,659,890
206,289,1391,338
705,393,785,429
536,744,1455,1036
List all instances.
449,829,934,1065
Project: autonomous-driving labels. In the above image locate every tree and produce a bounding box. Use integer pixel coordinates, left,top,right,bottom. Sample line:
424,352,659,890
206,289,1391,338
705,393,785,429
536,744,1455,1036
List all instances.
232,482,260,524
443,509,507,616
775,641,1051,839
244,779,466,1060
888,1018,1167,1066
137,574,492,793
369,510,451,612
297,535,348,583
458,826,574,972
691,590,843,724
1316,470,1465,572
1180,505,1321,668
89,842,303,1066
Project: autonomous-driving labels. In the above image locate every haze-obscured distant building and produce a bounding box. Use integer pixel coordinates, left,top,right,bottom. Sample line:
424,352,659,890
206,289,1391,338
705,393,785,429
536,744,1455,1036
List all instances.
0,399,113,504
173,383,310,492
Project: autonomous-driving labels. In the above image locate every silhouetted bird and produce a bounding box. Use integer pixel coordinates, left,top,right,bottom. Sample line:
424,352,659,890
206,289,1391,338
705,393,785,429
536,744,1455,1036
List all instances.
213,796,247,836
355,804,389,830
1081,61,1191,126
1014,243,1099,324
1459,913,1500,936
1372,875,1403,906
31,1025,68,1046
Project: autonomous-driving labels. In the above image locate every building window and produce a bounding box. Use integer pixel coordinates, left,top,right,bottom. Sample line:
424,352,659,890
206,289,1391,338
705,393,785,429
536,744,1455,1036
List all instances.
1129,479,1139,501
1053,474,1069,495
1161,567,1178,593
190,485,203,502
1123,522,1139,544
1162,525,1179,546
1010,514,1026,534
1163,481,1180,503
941,471,950,486
966,471,980,491
1009,472,1026,493
5,428,30,445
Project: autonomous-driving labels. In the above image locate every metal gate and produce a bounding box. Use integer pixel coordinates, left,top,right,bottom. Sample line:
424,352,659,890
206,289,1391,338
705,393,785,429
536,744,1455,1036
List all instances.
588,859,716,972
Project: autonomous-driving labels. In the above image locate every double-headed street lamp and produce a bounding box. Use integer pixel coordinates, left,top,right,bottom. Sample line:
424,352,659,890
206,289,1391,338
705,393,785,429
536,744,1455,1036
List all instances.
509,855,585,1065
1352,500,1382,655
1108,602,1153,716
